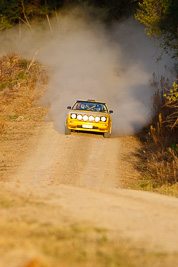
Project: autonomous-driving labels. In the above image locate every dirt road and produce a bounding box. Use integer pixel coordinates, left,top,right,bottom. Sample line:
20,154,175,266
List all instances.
1,122,178,266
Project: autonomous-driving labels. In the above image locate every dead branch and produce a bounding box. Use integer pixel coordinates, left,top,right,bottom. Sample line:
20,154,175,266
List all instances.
46,14,53,35
18,17,31,30
25,48,39,74
19,19,22,39
21,0,32,30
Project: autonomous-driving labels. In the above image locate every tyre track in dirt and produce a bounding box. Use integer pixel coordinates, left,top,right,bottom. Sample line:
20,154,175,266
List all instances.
12,123,121,189
52,132,121,188
4,121,178,259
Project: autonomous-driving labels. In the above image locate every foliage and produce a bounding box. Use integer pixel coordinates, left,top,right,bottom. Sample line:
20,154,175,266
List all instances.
0,0,63,29
135,0,169,37
0,0,138,30
164,82,178,129
0,14,11,30
18,71,27,80
165,82,178,102
0,83,6,90
68,0,138,22
135,0,178,56
138,75,178,187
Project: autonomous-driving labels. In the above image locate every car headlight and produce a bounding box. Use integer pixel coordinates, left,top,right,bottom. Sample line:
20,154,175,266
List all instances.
89,115,94,122
71,113,77,119
95,116,100,122
83,115,88,121
77,114,83,121
101,116,107,122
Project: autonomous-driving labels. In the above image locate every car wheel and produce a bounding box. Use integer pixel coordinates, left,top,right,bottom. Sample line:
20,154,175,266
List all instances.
65,125,71,135
104,131,110,138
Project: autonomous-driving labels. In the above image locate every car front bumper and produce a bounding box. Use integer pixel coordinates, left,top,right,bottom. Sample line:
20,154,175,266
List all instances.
67,120,111,133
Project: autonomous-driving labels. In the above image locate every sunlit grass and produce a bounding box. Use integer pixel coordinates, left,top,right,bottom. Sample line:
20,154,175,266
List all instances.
0,192,178,267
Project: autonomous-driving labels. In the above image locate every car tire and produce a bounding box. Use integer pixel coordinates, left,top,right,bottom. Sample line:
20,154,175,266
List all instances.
65,125,71,135
104,131,110,138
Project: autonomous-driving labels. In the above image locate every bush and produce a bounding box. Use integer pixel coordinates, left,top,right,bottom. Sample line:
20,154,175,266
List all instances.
139,75,178,187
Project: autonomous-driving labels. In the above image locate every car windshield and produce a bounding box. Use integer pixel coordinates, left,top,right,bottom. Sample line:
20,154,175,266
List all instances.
72,101,108,113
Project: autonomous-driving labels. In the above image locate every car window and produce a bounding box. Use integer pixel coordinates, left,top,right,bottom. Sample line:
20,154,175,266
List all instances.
73,102,108,113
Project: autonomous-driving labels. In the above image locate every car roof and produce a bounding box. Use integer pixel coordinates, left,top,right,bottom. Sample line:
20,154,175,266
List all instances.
76,100,106,104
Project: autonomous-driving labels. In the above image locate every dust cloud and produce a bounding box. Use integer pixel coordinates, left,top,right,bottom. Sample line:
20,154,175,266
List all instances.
0,9,175,136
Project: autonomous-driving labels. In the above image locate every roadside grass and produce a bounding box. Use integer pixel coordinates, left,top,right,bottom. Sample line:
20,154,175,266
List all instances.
130,75,178,197
128,133,178,197
0,53,48,182
0,191,178,267
0,53,48,132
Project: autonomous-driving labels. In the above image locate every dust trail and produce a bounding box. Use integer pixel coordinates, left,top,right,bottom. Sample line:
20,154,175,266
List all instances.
0,10,175,136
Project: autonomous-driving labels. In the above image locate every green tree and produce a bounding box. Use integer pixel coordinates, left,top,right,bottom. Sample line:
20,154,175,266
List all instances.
64,0,138,22
164,82,178,129
135,0,178,56
0,0,63,29
0,0,138,29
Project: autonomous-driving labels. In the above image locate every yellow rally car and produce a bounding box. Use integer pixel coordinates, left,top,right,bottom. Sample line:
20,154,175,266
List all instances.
65,100,113,138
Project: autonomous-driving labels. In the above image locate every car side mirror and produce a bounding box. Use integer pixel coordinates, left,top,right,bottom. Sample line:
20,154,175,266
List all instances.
67,106,71,109
109,110,113,114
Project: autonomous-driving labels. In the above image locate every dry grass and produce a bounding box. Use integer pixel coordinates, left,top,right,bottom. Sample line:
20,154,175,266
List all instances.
135,74,178,196
0,190,177,267
0,116,7,134
0,53,48,181
0,53,48,121
148,114,177,184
